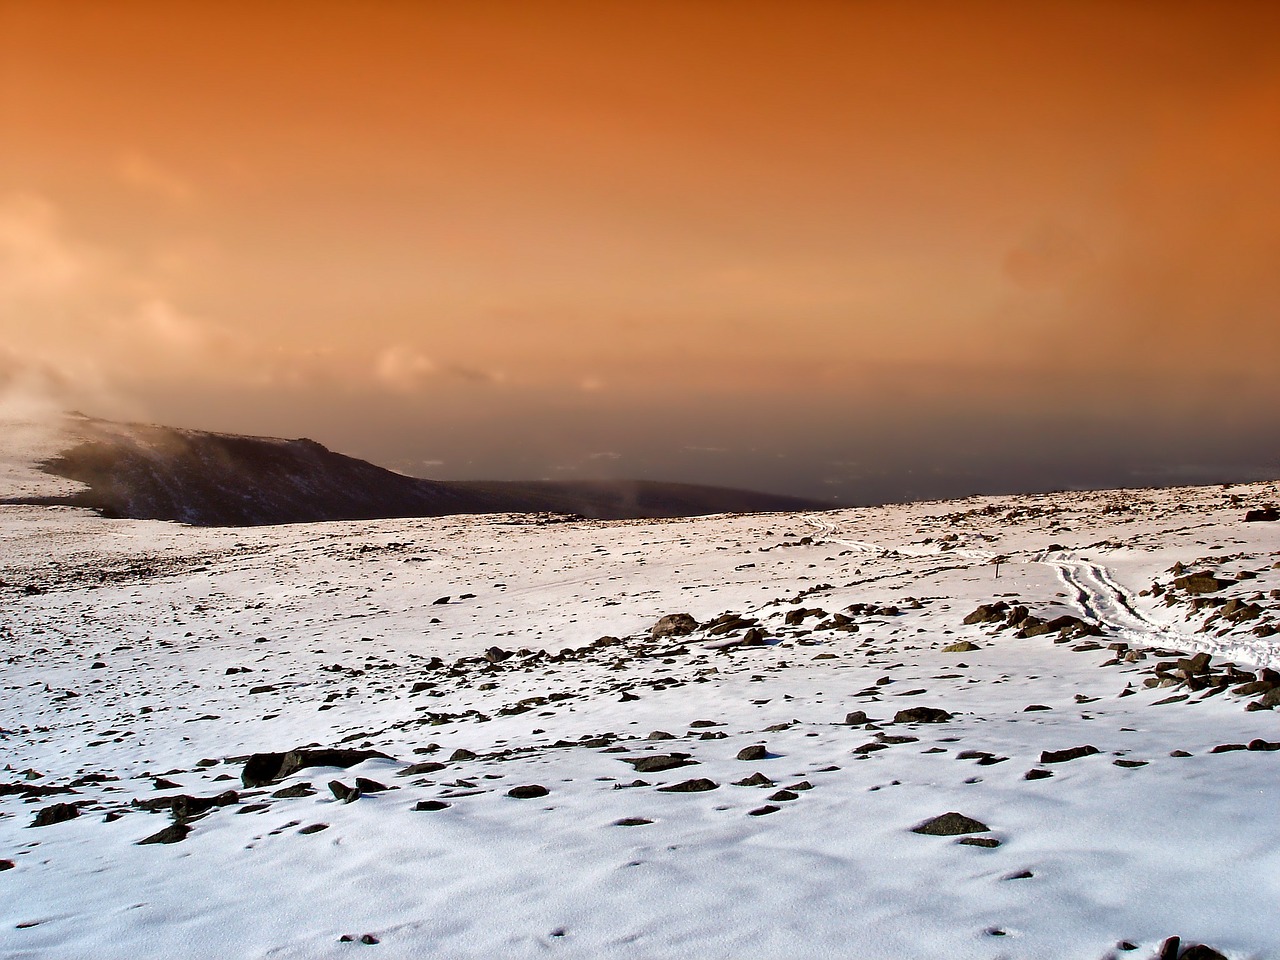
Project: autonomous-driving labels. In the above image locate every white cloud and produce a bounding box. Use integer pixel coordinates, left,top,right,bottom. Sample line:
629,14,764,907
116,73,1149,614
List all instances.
374,345,439,393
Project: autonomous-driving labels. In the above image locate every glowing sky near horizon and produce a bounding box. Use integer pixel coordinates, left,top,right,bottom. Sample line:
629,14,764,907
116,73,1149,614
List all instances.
2,1,1278,501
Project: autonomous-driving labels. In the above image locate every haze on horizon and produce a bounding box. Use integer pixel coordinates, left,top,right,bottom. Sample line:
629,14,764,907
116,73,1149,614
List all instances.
2,0,1278,504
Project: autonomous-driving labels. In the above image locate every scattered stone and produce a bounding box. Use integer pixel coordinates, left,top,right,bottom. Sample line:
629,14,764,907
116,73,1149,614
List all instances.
354,777,389,793
1002,870,1034,880
957,836,1001,848
844,711,869,725
0,860,13,871
1245,507,1279,522
272,783,315,798
733,773,774,787
1170,750,1192,758
625,755,697,773
613,817,652,826
651,613,699,638
30,803,80,828
1023,704,1052,712
298,823,329,835
736,745,768,761
507,784,549,799
1173,573,1234,594
1024,769,1053,780
893,707,952,723
911,812,989,836
657,779,718,793
414,800,450,811
1040,745,1099,764
647,731,675,740
449,749,477,762
241,749,393,788
398,762,447,777
1248,739,1280,751
1178,945,1228,960
748,805,779,816
329,780,361,803
137,822,190,845
768,790,799,802
1114,759,1148,768
942,641,980,653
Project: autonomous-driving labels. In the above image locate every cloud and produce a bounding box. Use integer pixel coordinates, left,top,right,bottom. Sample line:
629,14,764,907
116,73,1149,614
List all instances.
116,152,195,204
0,194,88,299
374,345,438,393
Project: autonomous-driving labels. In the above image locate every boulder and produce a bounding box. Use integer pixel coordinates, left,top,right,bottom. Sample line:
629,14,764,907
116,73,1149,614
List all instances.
241,748,393,788
911,812,989,836
651,614,699,638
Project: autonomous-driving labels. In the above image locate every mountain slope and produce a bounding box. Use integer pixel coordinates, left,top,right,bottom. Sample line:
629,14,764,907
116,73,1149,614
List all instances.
19,416,831,524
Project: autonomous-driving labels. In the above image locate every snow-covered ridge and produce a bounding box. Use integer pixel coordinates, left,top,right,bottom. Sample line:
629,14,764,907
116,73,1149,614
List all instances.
1,478,1279,958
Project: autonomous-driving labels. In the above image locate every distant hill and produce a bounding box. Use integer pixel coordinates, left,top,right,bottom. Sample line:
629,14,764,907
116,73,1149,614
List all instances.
14,416,831,525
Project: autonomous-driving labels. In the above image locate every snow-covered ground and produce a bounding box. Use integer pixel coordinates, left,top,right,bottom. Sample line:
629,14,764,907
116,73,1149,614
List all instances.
2,479,1279,959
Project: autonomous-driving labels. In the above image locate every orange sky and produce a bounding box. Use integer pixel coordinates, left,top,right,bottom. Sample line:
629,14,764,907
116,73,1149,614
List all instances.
2,1,1278,499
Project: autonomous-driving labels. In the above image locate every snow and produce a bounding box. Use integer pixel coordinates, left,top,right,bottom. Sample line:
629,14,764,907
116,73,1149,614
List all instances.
2,479,1279,958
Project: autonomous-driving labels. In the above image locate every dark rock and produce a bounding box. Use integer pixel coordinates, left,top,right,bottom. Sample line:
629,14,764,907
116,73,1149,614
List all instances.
613,817,652,826
963,603,1007,625
1173,573,1234,594
767,790,799,802
651,613,698,638
398,762,447,777
1157,936,1181,960
30,802,80,828
1178,945,1228,960
1247,739,1280,751
1023,704,1052,712
413,800,450,811
1024,769,1053,780
449,749,477,762
957,836,1001,848
1209,743,1247,754
0,860,13,871
1245,507,1279,522
360,934,380,945
272,782,315,798
911,812,989,836
941,641,980,652
1040,745,1100,764
736,745,768,761
656,778,718,793
733,772,774,787
298,823,329,835
844,711,869,725
624,754,696,773
749,804,779,816
354,777,389,793
507,784,549,799
893,706,952,724
137,822,190,845
329,780,360,803
241,748,393,788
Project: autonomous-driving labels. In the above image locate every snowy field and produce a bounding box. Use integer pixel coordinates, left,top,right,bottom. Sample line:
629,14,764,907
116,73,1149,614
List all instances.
2,469,1279,958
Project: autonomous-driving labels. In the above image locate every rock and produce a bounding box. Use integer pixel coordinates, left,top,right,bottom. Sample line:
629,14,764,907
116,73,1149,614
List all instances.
911,812,990,836
647,731,676,740
329,780,361,803
398,762,447,777
963,603,1007,625
733,772,774,787
1249,687,1280,710
449,749,477,762
656,778,718,793
354,777,389,793
1157,937,1181,960
1024,769,1053,780
483,646,512,663
1040,745,1099,764
507,784,549,799
1173,573,1235,594
1178,945,1228,960
748,805,779,816
768,790,799,802
272,782,315,798
298,823,329,835
651,613,699,639
360,934,380,945
844,711,869,725
1245,507,1279,522
957,836,1001,848
893,707,952,723
1247,739,1280,751
736,745,768,761
241,748,393,788
413,800,450,811
942,641,980,653
137,822,190,845
613,817,652,826
0,860,13,871
624,754,697,773
30,802,80,828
